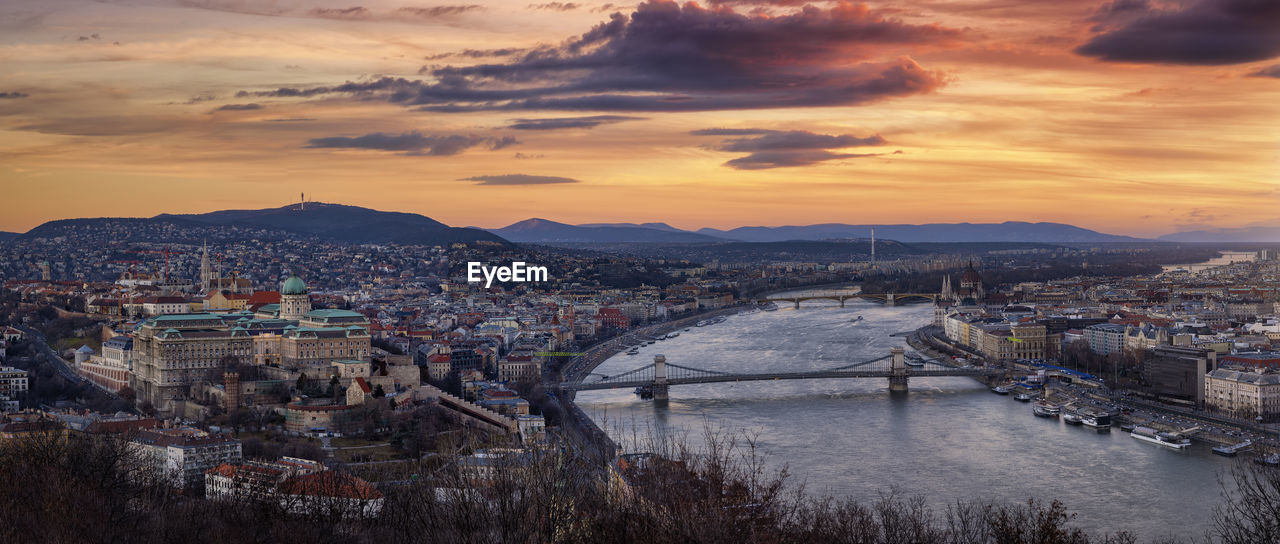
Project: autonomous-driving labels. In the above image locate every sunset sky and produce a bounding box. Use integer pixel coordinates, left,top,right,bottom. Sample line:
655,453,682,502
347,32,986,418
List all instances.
1,0,1277,236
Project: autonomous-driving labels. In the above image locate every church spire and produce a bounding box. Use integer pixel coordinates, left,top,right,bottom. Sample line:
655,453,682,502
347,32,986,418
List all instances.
199,240,211,291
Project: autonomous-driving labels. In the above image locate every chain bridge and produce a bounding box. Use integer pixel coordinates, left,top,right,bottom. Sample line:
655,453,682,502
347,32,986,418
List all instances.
560,348,1002,401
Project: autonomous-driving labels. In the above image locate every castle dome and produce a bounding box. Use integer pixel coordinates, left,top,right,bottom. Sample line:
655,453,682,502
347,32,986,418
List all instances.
282,275,307,295
961,261,982,285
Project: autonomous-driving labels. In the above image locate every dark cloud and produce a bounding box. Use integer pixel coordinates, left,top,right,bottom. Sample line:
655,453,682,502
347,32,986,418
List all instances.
309,6,371,20
1077,0,1280,65
1087,0,1151,27
529,2,580,11
1249,64,1280,78
703,0,816,5
461,174,581,185
692,128,884,151
237,0,958,112
507,115,642,130
0,92,29,99
395,5,484,19
214,103,263,111
264,117,318,122
693,128,886,169
425,48,524,61
725,150,877,170
306,131,518,156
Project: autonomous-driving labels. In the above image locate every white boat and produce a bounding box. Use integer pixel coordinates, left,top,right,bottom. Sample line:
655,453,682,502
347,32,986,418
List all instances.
991,385,1012,395
1062,411,1084,425
1032,401,1060,418
1014,392,1033,402
1213,440,1252,457
1082,414,1111,430
1131,426,1191,449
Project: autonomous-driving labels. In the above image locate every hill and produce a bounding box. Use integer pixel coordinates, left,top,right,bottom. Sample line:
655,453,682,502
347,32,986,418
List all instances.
696,222,1142,243
490,218,725,243
20,203,507,245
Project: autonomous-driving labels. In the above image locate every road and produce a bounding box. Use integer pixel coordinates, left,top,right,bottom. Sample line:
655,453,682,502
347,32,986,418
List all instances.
16,324,121,400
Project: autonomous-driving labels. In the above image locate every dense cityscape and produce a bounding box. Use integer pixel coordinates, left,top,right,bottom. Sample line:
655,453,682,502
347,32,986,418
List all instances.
5,0,1280,542
1,202,1280,541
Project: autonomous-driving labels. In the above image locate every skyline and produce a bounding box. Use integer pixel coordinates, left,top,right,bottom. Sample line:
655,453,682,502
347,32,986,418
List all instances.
2,0,1279,236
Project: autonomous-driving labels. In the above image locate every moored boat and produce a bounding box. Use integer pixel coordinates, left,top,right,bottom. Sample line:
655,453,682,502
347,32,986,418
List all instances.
1032,401,1060,418
1130,426,1191,449
1014,392,1033,402
1082,413,1111,430
1062,410,1084,425
1213,441,1252,457
991,385,1012,395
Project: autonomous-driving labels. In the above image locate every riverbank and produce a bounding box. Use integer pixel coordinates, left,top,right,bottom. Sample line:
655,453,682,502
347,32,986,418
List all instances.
551,303,762,464
905,323,1280,460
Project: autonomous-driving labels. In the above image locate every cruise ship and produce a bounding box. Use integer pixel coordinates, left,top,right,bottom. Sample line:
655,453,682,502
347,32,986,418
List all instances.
1062,410,1084,425
1032,401,1060,418
1130,426,1191,449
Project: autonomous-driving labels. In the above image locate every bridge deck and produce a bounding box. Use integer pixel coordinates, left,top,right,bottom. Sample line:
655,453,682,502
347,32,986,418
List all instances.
564,367,997,391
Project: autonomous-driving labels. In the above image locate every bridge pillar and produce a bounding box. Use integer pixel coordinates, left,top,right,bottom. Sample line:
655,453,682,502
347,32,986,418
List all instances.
653,354,669,402
886,293,897,307
889,347,908,392
839,297,846,308
794,300,800,310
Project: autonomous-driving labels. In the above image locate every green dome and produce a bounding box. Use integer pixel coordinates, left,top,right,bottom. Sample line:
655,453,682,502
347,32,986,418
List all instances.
281,275,307,295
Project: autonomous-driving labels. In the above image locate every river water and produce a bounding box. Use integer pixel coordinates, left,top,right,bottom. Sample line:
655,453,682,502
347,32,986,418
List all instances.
576,298,1236,540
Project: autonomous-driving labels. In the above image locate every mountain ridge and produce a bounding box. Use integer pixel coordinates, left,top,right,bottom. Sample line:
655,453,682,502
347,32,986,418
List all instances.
489,219,1145,243
20,203,507,246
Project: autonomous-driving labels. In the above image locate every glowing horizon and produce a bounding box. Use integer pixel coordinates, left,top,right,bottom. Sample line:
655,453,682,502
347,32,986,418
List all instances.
2,0,1278,238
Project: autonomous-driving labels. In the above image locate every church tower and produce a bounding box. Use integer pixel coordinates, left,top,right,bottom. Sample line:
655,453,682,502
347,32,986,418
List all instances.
199,241,212,291
280,275,311,320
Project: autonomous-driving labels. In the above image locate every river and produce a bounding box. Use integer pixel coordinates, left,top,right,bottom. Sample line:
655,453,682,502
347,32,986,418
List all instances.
576,298,1236,540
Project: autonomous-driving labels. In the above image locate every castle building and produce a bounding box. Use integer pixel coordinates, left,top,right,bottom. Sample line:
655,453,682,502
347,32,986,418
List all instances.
131,275,370,415
279,275,311,321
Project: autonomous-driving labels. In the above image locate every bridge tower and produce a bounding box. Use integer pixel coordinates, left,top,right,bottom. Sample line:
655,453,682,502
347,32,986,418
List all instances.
885,293,897,307
652,354,669,402
888,347,908,392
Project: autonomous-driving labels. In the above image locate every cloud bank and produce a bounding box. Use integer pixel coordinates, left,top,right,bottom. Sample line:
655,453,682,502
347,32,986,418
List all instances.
238,0,959,112
306,131,518,156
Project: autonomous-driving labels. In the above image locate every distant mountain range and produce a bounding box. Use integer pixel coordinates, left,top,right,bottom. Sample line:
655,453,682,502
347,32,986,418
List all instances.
488,220,1144,244
1157,226,1280,243
14,204,1276,247
488,219,725,243
19,203,506,246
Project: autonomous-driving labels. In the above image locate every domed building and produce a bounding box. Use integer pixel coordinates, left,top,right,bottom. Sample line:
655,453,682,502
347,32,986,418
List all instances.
279,274,312,320
941,261,985,305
